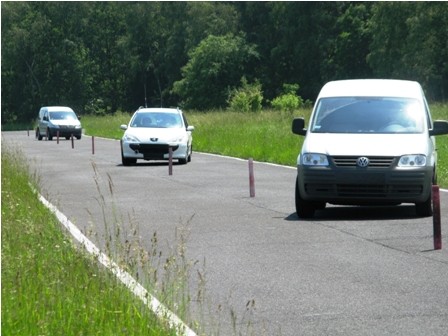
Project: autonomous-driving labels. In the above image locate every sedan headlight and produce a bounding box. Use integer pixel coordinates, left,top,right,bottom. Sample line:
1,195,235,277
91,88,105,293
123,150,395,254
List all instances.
169,135,187,144
398,154,426,167
123,133,139,142
301,153,329,166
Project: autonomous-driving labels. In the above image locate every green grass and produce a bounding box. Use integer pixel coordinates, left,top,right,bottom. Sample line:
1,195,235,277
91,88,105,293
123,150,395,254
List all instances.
1,143,180,336
82,112,132,140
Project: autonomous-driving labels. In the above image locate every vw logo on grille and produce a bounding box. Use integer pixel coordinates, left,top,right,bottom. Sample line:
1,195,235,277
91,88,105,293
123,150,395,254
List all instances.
150,137,158,142
357,157,369,167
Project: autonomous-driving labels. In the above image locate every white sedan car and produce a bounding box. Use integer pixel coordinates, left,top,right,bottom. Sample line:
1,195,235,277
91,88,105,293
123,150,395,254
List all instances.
120,108,194,166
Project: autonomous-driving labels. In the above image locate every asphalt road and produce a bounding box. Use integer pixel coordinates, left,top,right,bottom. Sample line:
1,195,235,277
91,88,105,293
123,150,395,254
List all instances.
3,131,448,336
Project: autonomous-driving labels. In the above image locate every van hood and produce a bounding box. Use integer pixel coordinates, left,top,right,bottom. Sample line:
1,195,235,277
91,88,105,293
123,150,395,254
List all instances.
301,133,430,157
51,119,81,127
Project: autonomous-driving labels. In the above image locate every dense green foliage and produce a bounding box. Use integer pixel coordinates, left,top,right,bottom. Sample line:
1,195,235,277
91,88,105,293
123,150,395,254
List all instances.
2,2,448,124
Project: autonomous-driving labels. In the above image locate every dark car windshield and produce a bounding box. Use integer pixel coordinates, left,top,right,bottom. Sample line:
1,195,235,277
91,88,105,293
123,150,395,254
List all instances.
310,97,424,134
130,112,183,128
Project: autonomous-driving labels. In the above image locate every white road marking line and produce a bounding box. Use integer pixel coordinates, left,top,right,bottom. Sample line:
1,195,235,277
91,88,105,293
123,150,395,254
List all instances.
38,193,197,336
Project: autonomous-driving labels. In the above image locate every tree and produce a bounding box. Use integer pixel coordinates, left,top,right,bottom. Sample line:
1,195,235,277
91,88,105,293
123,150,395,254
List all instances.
172,34,259,110
367,2,448,100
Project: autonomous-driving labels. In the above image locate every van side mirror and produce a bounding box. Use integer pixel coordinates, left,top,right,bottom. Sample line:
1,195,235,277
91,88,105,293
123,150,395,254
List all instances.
43,116,48,121
292,117,307,136
77,115,82,120
429,120,448,136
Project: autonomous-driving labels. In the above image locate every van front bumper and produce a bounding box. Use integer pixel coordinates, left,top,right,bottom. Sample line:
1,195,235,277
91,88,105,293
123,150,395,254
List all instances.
297,165,433,205
49,127,82,138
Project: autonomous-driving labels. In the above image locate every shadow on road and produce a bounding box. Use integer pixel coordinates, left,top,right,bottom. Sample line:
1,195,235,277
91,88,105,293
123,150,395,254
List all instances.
285,204,422,222
117,161,183,167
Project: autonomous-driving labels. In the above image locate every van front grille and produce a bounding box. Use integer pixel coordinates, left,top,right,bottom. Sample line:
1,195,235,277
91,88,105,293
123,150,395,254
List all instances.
332,156,394,168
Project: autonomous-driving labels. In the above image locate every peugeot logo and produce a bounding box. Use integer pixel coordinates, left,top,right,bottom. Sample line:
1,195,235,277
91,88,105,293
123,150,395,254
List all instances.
150,137,158,142
357,157,369,168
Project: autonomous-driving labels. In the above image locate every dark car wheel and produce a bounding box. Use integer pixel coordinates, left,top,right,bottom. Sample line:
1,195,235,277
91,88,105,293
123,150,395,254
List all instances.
188,145,192,162
121,145,136,166
295,177,316,219
415,196,432,217
122,156,137,166
36,128,43,141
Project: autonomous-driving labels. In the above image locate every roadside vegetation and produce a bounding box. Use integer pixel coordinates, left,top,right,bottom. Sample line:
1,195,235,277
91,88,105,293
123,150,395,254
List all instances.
81,105,448,187
1,143,191,336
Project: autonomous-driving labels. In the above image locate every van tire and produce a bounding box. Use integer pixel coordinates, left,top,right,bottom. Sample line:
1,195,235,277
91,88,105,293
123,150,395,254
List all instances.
295,177,316,218
415,195,432,217
47,128,53,141
36,128,43,141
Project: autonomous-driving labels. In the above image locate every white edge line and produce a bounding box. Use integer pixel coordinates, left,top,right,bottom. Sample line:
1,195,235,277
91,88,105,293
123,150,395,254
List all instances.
37,193,197,336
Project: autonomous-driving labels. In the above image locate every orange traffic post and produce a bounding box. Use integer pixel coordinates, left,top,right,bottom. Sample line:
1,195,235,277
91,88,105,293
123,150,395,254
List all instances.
432,185,442,250
249,158,255,197
168,147,173,176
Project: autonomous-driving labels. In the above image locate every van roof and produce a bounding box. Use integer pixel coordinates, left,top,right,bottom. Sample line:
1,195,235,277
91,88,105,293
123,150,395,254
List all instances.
43,106,74,112
318,79,423,99
137,107,181,114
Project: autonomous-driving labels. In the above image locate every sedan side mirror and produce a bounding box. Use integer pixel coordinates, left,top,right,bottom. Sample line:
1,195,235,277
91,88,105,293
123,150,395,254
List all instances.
120,124,128,130
429,120,448,136
187,125,195,132
292,117,307,136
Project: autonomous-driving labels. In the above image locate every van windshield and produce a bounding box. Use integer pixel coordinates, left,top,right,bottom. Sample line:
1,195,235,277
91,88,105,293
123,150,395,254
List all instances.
49,111,78,121
310,97,424,134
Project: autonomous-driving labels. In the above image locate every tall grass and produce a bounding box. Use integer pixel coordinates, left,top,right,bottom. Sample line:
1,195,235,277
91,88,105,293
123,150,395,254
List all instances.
1,142,187,335
82,111,132,139
431,104,448,186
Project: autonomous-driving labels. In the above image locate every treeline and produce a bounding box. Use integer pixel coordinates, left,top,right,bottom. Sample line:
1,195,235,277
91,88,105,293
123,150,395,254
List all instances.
2,2,448,123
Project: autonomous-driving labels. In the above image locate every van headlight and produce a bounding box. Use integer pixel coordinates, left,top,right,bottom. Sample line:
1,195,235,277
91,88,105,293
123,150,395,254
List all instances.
398,154,426,167
301,153,329,166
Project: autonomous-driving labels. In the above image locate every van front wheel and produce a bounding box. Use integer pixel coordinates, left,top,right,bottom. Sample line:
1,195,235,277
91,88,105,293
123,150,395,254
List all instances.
36,128,43,141
295,177,316,219
416,194,432,217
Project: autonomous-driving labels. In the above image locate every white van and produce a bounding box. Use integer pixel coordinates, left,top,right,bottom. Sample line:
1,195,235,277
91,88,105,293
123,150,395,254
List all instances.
292,79,448,218
36,106,82,140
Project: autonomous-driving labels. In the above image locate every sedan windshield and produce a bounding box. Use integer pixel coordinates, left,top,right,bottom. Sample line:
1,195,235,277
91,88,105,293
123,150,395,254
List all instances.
130,112,183,128
310,97,424,134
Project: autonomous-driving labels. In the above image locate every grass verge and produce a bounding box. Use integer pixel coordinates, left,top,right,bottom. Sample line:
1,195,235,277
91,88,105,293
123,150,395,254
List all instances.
1,143,180,335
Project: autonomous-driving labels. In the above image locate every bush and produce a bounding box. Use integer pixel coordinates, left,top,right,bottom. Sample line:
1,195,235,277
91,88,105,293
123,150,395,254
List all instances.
271,83,304,114
228,78,263,113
